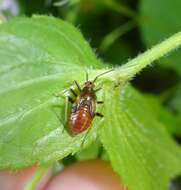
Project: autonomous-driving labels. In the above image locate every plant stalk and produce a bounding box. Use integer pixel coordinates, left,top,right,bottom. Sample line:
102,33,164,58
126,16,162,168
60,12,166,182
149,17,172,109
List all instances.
113,32,181,82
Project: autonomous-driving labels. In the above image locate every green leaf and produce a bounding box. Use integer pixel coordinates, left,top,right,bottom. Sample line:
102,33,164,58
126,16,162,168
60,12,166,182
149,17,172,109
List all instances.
0,15,104,169
1,15,181,179
145,94,181,135
100,85,181,190
140,0,181,74
169,84,181,115
75,141,100,161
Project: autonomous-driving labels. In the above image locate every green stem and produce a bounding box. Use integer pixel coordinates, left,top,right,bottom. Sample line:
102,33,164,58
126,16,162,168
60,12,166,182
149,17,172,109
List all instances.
104,0,139,21
65,6,79,24
100,21,136,52
54,0,80,6
24,164,50,190
113,31,181,82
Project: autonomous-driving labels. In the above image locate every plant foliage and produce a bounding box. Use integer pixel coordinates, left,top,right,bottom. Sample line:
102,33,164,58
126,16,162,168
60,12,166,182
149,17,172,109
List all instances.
0,15,181,190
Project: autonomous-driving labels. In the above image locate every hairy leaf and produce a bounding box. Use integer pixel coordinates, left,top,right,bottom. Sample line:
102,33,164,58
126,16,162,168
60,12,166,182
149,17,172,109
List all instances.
0,15,103,169
100,85,181,190
1,15,181,190
145,94,181,135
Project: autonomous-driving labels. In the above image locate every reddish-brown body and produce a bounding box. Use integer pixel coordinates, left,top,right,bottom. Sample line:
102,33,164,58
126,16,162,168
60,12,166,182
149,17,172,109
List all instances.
66,70,113,136
68,82,96,136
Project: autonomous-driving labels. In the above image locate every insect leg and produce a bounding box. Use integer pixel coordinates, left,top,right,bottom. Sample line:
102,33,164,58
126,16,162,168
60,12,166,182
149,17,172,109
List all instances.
64,96,69,125
70,88,77,97
94,87,102,92
95,112,104,117
51,96,69,134
53,88,75,102
74,80,82,92
97,101,104,104
53,92,65,98
86,71,89,82
60,96,69,133
51,105,65,133
68,96,74,104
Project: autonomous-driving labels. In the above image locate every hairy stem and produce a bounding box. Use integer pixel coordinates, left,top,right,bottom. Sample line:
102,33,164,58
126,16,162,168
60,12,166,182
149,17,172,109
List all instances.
112,31,181,82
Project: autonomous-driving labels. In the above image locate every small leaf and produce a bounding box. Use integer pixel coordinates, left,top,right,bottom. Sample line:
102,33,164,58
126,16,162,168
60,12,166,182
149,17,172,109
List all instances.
100,85,181,190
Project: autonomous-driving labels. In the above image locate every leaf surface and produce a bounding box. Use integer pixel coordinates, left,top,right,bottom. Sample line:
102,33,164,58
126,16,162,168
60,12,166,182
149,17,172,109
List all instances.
100,85,181,190
0,15,181,190
0,16,103,169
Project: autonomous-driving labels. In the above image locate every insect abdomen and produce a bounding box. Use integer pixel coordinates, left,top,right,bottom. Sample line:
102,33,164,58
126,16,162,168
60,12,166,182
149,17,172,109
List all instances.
68,107,92,135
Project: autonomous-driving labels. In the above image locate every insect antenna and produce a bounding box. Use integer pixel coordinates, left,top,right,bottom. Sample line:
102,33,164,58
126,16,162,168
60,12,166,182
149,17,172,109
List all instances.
86,72,89,82
93,69,114,83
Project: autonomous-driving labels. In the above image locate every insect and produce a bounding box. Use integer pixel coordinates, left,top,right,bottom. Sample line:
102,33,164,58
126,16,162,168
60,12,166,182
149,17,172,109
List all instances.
66,69,113,136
